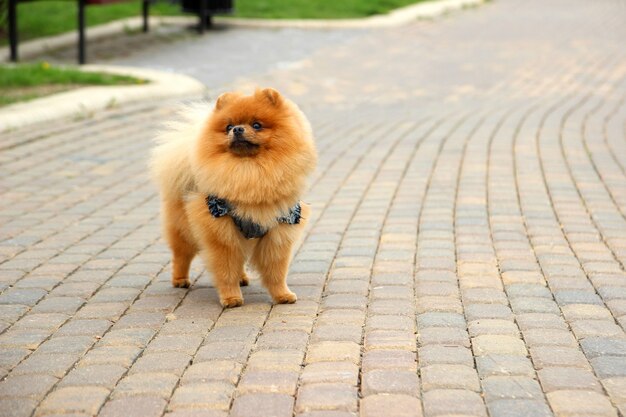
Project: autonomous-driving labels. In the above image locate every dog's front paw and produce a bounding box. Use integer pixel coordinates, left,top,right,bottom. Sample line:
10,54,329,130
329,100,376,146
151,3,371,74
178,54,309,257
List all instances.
221,296,244,308
273,291,297,304
240,273,250,287
172,277,190,288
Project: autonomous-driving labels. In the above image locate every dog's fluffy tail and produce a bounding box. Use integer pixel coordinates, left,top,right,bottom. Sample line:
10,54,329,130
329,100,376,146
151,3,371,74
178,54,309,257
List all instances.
149,102,211,201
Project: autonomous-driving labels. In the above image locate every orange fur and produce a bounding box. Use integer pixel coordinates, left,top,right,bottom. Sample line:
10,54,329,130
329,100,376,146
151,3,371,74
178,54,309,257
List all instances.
150,89,317,307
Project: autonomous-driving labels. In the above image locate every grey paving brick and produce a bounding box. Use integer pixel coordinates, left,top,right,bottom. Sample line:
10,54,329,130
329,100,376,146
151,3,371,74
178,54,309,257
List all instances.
99,396,167,417
538,367,602,392
168,382,233,411
0,374,58,399
36,386,110,416
482,376,543,402
581,337,626,358
12,353,78,377
476,355,535,378
361,350,417,372
418,345,473,366
300,362,359,385
306,342,360,364
423,389,487,416
114,372,179,398
547,390,617,416
238,371,299,395
231,393,294,417
421,364,480,392
295,383,357,413
360,394,423,417
487,399,553,417
361,369,419,396
58,364,126,389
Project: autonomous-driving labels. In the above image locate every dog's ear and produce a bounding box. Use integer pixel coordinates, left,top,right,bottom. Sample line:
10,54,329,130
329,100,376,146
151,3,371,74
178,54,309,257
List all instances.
215,92,239,110
256,88,283,106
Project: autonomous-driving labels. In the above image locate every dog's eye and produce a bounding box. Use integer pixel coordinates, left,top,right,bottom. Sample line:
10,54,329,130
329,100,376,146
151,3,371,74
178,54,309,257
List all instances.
252,122,262,131
226,124,234,133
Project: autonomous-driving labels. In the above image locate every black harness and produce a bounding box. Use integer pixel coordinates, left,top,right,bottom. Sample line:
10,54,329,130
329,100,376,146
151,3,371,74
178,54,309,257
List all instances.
206,195,301,239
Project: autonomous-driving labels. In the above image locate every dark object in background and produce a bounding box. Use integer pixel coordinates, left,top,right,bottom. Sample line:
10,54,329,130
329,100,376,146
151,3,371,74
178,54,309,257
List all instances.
180,0,233,33
8,0,151,65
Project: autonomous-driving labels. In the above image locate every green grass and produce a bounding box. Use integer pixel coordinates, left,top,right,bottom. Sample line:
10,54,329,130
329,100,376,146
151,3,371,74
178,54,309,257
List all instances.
1,0,428,45
232,0,428,19
0,62,145,106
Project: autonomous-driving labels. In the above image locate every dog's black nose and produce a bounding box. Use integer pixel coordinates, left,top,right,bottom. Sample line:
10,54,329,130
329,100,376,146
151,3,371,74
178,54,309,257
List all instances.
233,126,245,135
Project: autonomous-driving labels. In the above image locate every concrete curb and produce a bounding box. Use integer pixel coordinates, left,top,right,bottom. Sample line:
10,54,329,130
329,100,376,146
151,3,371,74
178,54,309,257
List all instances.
0,0,484,62
0,65,207,132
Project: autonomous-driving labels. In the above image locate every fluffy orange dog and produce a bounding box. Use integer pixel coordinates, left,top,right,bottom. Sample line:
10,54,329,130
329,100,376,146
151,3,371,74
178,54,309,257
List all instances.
150,88,317,307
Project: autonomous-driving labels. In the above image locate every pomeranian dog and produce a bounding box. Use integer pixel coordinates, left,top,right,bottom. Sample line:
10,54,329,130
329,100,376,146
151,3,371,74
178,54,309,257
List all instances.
150,88,317,307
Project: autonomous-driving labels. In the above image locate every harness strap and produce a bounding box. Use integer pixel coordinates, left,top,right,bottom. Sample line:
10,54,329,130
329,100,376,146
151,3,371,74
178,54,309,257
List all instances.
206,195,301,239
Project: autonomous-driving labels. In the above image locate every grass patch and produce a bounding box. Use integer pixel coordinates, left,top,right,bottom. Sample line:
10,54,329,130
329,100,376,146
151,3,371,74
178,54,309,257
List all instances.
0,62,145,106
1,0,430,45
232,0,430,19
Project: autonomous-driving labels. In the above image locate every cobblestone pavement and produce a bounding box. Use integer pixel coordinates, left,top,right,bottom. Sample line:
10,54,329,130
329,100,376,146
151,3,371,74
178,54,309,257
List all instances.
3,0,626,416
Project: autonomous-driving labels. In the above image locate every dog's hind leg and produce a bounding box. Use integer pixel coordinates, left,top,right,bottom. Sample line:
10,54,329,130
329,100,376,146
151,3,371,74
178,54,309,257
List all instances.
163,198,197,288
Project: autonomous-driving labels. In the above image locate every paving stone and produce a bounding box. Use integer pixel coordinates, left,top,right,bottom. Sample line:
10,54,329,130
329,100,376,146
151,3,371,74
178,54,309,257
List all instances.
195,342,252,363
418,345,473,366
0,398,38,417
516,314,568,331
237,371,299,395
300,362,359,385
100,396,167,417
12,313,69,331
361,369,419,396
590,356,626,378
530,346,591,370
168,383,233,411
56,319,112,336
416,313,466,329
417,328,470,347
523,329,577,347
247,350,304,372
487,399,553,417
482,376,543,401
100,328,156,347
129,352,191,375
570,320,625,339
80,346,142,367
36,386,110,416
0,374,58,399
256,331,310,350
58,364,126,388
465,304,513,321
231,393,294,417
421,364,480,392
360,394,423,417
581,337,626,358
295,383,357,413
306,342,360,364
546,390,617,416
538,367,602,392
145,334,204,355
364,330,415,351
12,353,78,377
36,335,95,355
181,361,243,385
423,389,487,416
468,319,519,337
361,350,417,372
473,335,527,356
114,373,180,398
476,355,535,377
